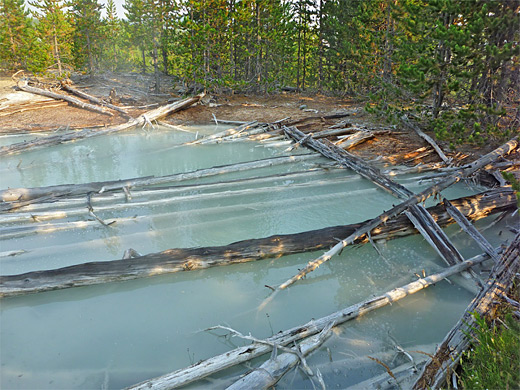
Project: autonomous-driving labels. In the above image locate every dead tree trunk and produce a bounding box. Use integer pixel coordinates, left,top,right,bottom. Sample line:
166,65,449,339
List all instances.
127,252,492,390
17,80,113,116
0,188,514,298
0,93,204,157
62,85,130,117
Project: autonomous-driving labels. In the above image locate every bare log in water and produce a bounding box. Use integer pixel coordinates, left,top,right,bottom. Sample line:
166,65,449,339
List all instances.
17,80,114,116
0,93,204,156
225,322,334,390
0,154,319,207
443,198,500,262
0,188,514,297
267,131,517,297
412,233,520,389
126,252,491,390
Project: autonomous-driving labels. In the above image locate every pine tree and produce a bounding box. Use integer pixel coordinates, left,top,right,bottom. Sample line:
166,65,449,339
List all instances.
0,0,33,70
29,0,73,76
124,0,149,74
70,0,103,74
102,0,122,71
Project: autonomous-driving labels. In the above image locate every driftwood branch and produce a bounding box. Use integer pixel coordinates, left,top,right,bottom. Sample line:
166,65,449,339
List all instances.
0,188,514,297
126,252,491,390
17,79,114,116
412,233,520,389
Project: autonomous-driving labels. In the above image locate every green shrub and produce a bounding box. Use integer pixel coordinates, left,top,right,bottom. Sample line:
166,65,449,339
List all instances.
458,312,520,389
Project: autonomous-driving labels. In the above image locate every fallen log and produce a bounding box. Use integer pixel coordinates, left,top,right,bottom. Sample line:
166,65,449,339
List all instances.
335,130,376,149
443,198,500,262
0,93,204,156
1,166,342,217
412,233,520,389
401,115,451,164
265,133,518,298
0,101,69,117
187,121,259,145
0,154,319,207
62,84,130,117
17,80,114,116
0,187,514,297
225,323,334,390
126,252,492,390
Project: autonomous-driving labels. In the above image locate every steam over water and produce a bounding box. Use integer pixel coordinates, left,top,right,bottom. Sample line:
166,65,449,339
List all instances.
0,126,514,389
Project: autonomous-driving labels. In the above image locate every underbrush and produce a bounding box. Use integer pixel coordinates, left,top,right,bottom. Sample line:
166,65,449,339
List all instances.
457,309,520,389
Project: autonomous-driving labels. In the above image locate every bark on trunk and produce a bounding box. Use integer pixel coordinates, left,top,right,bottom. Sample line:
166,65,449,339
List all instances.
0,188,514,298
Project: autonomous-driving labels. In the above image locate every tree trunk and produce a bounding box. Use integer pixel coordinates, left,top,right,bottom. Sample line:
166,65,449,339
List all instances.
0,188,514,297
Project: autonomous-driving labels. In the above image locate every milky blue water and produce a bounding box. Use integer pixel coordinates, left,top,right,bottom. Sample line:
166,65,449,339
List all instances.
0,126,514,389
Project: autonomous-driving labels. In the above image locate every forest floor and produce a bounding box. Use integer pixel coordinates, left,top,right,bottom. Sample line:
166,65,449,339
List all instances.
0,72,517,174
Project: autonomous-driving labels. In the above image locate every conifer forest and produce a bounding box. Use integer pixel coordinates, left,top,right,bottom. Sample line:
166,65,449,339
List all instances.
0,1,519,389
1,0,519,143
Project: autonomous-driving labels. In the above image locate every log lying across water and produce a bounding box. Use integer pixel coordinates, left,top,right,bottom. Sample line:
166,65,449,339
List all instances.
413,233,520,389
0,154,320,207
0,187,514,298
128,251,493,390
0,93,204,156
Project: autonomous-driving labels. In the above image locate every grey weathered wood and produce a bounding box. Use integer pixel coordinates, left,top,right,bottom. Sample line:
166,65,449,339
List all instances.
225,324,333,390
0,188,514,298
17,79,114,116
126,252,491,390
401,115,451,164
286,128,472,269
186,121,258,144
268,129,517,293
0,93,204,156
62,84,130,117
0,154,319,207
413,233,520,389
444,198,500,263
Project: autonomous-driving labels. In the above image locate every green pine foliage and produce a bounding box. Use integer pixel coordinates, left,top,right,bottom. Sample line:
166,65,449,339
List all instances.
69,0,103,74
0,0,32,70
1,0,517,143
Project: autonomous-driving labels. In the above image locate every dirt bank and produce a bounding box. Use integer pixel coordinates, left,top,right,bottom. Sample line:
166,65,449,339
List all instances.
0,73,517,174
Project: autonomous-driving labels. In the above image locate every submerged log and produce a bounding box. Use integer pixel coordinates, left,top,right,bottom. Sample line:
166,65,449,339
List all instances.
0,93,204,156
0,188,514,297
267,131,517,297
17,80,114,116
0,154,319,207
127,252,492,390
412,233,520,389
